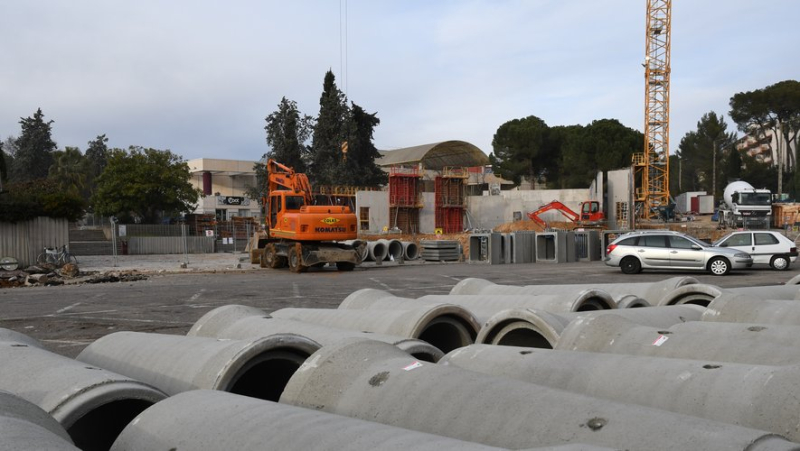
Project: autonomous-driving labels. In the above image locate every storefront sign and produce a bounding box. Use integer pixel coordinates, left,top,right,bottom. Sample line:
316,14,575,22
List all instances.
216,196,251,206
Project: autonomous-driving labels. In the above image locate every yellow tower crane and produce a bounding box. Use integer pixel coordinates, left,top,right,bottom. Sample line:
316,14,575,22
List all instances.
633,0,671,222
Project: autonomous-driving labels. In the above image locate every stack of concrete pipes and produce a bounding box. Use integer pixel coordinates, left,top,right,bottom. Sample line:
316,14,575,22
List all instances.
7,275,800,449
361,239,419,263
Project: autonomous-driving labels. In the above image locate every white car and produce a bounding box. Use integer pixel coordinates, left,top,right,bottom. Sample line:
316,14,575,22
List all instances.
713,230,798,270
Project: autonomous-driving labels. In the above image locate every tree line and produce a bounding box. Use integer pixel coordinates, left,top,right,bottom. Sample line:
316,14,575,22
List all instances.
489,79,800,200
246,70,386,202
0,70,386,224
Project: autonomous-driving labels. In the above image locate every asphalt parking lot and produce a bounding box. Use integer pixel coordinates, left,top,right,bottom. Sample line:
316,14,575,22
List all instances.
1,252,797,358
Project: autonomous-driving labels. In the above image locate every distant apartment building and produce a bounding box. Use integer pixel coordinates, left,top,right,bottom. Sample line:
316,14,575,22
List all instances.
736,127,796,168
187,159,261,221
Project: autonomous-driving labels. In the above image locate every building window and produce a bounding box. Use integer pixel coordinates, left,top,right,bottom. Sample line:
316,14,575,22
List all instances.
360,207,370,230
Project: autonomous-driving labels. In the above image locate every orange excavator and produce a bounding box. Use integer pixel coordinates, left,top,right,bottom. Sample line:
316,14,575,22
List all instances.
527,200,605,229
253,159,365,272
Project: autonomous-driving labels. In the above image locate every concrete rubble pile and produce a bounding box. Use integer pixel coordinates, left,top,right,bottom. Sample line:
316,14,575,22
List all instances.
3,276,800,450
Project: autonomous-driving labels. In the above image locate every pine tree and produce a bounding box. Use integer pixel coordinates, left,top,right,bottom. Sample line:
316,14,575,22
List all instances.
264,97,314,172
343,103,386,186
11,108,57,182
310,70,349,186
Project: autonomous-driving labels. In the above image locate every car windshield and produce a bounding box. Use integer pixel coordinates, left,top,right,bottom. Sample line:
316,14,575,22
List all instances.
681,235,707,247
739,192,772,206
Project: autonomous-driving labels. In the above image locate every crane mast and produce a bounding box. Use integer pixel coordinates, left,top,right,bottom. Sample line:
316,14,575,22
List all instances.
633,0,671,221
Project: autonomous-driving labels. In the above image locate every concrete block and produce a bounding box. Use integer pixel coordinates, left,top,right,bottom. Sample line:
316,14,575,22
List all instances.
442,344,800,443
0,329,166,451
109,390,507,451
280,339,795,451
270,305,479,354
573,230,601,261
188,305,443,362
78,332,320,401
468,233,502,264
535,231,574,263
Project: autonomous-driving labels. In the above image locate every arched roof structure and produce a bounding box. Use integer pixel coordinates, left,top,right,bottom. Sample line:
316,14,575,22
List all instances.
377,141,489,170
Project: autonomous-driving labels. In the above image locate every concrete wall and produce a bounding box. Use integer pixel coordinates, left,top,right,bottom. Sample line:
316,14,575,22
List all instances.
355,191,390,233
420,192,436,233
466,189,590,230
607,168,632,229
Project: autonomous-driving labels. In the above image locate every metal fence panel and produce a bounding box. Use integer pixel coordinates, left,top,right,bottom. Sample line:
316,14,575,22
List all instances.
128,237,215,255
0,217,69,267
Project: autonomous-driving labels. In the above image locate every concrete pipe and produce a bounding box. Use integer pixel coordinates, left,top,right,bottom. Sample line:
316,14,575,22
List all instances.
0,329,166,451
402,241,419,260
366,241,388,262
477,305,704,348
188,304,444,362
441,344,800,443
110,390,511,451
270,305,479,354
0,390,79,451
450,276,697,306
280,338,796,451
703,292,800,325
616,294,651,308
378,238,404,261
78,331,320,401
655,283,722,306
340,288,617,323
786,274,800,285
726,284,800,301
555,314,800,366
343,239,368,261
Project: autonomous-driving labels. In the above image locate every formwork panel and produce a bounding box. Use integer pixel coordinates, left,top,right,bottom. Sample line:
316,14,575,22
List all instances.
389,207,420,234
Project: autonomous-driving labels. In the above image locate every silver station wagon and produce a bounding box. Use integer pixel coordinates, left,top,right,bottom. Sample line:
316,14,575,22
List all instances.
605,230,753,276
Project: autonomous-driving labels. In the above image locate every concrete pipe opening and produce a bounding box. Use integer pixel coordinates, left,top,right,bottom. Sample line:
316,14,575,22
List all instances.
573,290,616,311
485,320,554,349
658,284,722,307
394,340,445,363
417,315,477,354
226,348,312,402
617,295,651,309
403,241,419,260
367,242,388,261
68,398,153,451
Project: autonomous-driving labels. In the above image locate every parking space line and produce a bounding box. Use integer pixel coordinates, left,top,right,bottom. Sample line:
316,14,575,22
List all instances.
369,278,394,291
56,302,82,314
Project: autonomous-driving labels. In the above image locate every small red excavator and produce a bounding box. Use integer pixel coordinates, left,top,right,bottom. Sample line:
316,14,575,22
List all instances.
527,200,605,229
252,159,365,272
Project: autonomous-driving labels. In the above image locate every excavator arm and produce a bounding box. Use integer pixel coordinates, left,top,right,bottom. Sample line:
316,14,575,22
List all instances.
267,159,313,203
527,201,581,227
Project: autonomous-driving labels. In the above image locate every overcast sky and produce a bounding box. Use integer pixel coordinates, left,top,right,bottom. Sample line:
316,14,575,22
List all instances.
1,1,798,163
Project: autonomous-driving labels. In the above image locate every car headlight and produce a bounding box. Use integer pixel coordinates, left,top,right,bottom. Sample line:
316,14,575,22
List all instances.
734,253,751,259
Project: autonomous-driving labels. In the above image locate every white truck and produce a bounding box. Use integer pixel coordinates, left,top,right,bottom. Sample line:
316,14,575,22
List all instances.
718,181,772,229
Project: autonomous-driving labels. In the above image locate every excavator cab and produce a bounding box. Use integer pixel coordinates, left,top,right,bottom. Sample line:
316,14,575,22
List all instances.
580,201,602,221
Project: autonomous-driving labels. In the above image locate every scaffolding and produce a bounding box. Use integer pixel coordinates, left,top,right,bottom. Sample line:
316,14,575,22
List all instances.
435,167,468,233
388,165,423,232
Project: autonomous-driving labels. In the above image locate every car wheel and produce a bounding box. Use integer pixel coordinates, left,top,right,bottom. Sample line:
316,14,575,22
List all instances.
620,257,641,274
770,255,790,271
708,257,730,276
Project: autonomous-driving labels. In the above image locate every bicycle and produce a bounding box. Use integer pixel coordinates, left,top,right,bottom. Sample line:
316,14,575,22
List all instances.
36,245,78,267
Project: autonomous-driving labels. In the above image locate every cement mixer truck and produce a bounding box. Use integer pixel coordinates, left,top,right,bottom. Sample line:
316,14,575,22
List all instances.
718,181,772,229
